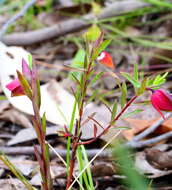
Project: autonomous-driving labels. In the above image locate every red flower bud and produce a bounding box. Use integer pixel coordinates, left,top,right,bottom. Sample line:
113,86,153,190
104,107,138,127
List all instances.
97,51,114,68
6,58,32,97
6,78,25,97
150,89,172,120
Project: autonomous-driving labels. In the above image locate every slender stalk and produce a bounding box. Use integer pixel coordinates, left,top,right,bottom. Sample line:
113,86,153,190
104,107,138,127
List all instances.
66,53,94,189
79,95,138,145
66,123,80,190
31,66,52,190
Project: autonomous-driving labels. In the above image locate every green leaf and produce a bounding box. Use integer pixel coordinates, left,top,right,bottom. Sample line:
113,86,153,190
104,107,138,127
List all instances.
36,79,41,108
122,109,143,118
84,24,101,42
147,72,168,88
69,49,86,80
111,100,118,123
28,54,33,69
0,153,36,190
143,0,172,8
72,49,86,68
121,72,140,88
0,95,7,100
42,112,46,134
91,1,101,14
134,63,138,81
17,71,32,99
89,72,104,87
120,82,127,108
137,78,147,95
117,126,131,130
44,143,50,166
92,39,112,60
87,89,99,104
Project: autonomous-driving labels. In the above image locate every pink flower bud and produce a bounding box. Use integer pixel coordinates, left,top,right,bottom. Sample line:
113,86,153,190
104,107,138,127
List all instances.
6,78,24,97
150,89,172,119
22,58,31,80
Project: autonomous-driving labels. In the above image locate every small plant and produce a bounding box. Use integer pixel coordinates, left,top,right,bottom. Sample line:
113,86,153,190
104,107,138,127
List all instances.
1,27,169,190
3,57,52,190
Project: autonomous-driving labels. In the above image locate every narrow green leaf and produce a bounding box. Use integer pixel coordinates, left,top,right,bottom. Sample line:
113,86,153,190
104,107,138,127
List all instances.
71,73,81,87
69,49,86,80
117,126,131,130
84,24,101,42
28,54,33,69
42,112,46,134
87,89,99,104
92,39,112,60
122,109,143,118
0,153,36,190
120,82,127,109
121,72,140,88
111,100,118,123
45,143,50,166
36,79,41,108
162,72,169,78
137,78,147,95
32,117,42,145
134,63,138,81
89,72,104,87
17,71,32,99
143,0,172,8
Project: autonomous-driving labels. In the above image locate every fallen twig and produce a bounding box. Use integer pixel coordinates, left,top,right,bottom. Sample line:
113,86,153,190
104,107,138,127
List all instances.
127,112,172,148
0,0,37,37
0,146,111,158
128,131,172,148
1,0,150,45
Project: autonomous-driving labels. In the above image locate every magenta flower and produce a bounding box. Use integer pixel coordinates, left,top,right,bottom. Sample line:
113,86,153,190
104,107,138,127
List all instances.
150,89,172,119
6,58,32,97
6,78,25,97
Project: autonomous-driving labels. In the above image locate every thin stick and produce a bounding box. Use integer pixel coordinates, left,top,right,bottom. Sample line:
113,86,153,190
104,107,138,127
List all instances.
128,131,172,148
0,0,37,37
1,0,150,45
128,112,172,143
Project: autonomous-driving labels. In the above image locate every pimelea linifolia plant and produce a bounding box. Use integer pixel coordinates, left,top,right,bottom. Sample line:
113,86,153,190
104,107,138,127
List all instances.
4,30,170,190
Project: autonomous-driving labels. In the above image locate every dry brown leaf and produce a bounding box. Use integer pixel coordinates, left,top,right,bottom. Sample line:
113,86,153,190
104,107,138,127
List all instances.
7,126,62,146
0,100,32,128
0,42,78,126
123,115,172,140
155,117,172,134
122,118,156,140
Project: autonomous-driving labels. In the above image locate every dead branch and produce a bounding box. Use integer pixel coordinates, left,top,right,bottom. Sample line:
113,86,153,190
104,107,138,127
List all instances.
0,0,37,37
127,112,172,148
0,0,150,46
0,146,111,158
128,131,172,148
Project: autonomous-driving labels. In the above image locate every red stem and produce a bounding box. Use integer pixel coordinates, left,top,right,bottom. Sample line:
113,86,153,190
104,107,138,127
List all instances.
66,60,93,189
66,140,78,190
78,95,138,145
